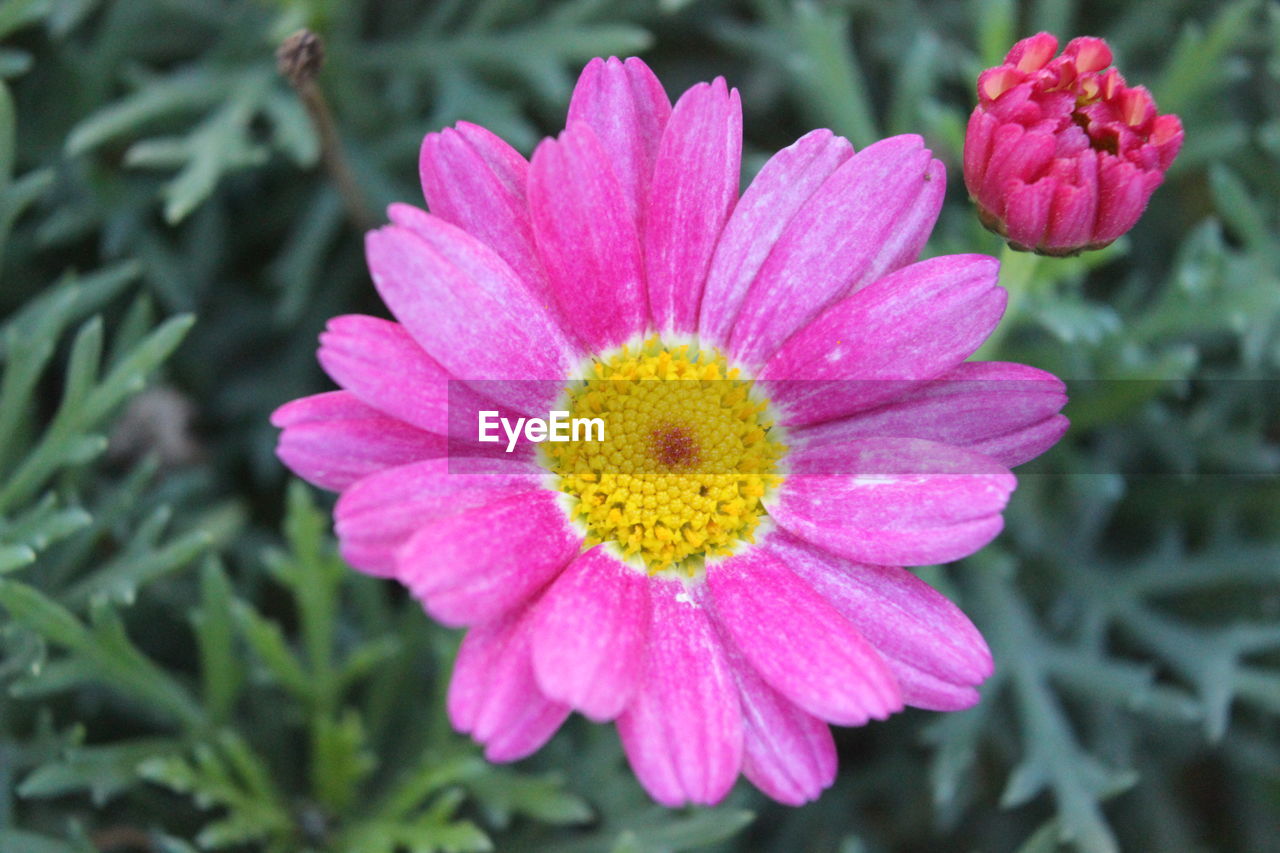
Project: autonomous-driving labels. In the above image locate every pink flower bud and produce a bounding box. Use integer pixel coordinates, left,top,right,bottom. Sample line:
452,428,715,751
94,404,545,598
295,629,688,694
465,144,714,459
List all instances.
964,33,1184,256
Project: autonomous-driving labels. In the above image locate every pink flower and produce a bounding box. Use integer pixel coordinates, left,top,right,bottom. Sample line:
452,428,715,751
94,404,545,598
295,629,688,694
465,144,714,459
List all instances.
273,57,1068,807
964,33,1184,256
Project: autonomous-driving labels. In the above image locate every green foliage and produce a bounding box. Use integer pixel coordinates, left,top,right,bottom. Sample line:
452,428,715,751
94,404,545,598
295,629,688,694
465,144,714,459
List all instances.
1,0,1278,852
8,477,600,852
68,66,315,225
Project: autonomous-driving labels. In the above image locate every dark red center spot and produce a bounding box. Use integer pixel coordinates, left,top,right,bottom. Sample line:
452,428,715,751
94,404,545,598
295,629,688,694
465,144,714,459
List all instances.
651,425,699,469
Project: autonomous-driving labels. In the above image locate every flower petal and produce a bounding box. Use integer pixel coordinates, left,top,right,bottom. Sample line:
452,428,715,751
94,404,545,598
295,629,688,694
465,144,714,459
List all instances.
1044,154,1100,251
529,121,648,352
448,605,571,762
529,547,651,722
1003,178,1055,249
707,550,901,726
759,254,1006,426
318,314,530,456
318,315,459,435
979,126,1055,212
768,437,1017,566
1094,156,1163,244
419,122,555,308
723,641,836,805
698,129,854,345
365,207,575,414
398,491,581,627
271,392,445,492
793,361,1068,468
333,457,543,577
616,579,743,806
963,108,999,196
728,135,946,366
766,531,992,711
972,413,1068,467
567,56,672,223
645,78,741,334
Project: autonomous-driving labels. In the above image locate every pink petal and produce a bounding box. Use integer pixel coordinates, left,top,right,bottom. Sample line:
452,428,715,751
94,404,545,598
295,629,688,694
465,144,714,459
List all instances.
793,361,1068,468
1094,157,1162,244
616,579,743,806
271,392,445,492
1151,114,1184,171
768,437,1017,566
529,547,651,721
566,56,672,224
972,413,1068,467
334,458,543,577
707,550,901,725
319,315,530,458
529,121,648,353
728,135,946,367
766,531,992,711
318,314,466,435
723,641,836,805
698,129,853,345
759,255,1006,426
418,122,555,309
1007,32,1060,71
398,491,581,627
448,605,571,762
963,108,998,196
1002,178,1055,249
365,208,575,414
645,78,742,334
979,127,1055,212
1044,152,1099,250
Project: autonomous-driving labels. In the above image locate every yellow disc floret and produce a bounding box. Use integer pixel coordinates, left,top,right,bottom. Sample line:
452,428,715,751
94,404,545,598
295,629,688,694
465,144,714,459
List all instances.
544,339,785,576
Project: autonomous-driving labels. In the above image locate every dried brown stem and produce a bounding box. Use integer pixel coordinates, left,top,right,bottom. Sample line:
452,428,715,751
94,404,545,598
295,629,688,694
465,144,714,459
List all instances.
277,29,377,233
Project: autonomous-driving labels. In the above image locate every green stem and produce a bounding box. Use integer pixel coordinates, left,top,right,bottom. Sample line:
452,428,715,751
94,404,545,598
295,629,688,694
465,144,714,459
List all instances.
975,243,1042,360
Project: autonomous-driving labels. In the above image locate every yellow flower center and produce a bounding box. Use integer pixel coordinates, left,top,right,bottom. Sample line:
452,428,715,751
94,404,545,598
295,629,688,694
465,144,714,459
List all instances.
544,340,785,576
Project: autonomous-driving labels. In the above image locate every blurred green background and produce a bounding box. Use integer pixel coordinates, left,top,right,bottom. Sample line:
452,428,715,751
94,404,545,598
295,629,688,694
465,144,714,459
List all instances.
1,1,1278,851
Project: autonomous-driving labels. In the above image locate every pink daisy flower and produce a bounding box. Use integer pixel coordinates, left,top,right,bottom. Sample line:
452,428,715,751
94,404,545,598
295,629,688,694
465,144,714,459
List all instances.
272,56,1068,807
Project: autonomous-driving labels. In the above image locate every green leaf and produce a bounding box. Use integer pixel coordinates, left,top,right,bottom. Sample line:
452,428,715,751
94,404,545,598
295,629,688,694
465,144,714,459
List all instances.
64,524,212,607
0,495,94,558
192,558,242,724
790,1,878,149
19,737,182,805
466,769,593,829
0,78,14,181
140,734,293,850
64,70,226,156
0,542,34,571
0,166,52,266
974,0,1015,68
971,566,1130,853
1155,0,1258,114
0,829,93,853
623,809,756,852
1209,164,1279,266
234,598,310,698
341,819,493,853
0,0,48,41
0,580,205,727
0,312,194,515
312,709,377,813
376,754,487,823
